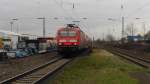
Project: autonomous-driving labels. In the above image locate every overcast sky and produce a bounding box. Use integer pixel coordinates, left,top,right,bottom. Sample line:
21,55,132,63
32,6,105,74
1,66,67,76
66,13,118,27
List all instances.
0,0,150,39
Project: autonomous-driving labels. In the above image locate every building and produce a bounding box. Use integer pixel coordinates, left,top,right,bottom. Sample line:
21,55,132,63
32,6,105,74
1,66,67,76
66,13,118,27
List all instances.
127,35,143,42
0,30,29,49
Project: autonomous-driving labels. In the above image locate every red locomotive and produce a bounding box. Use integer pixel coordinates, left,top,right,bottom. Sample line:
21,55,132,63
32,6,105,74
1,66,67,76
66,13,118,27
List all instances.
56,24,92,53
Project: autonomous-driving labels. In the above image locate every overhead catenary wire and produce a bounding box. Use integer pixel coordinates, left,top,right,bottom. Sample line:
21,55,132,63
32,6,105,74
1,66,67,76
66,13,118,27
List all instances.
52,0,93,38
71,0,94,37
52,0,77,23
51,0,92,37
126,1,150,18
0,0,129,39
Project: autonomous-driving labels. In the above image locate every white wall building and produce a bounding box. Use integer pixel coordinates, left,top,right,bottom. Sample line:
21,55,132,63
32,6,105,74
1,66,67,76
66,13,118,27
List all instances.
0,30,23,49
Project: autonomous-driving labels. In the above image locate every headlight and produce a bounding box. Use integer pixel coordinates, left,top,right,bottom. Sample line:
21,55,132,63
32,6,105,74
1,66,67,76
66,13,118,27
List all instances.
74,43,77,45
59,40,66,42
59,43,62,45
70,40,77,42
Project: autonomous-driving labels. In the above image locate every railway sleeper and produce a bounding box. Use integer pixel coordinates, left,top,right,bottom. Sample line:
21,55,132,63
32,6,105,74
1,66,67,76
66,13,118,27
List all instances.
17,78,37,81
12,81,33,84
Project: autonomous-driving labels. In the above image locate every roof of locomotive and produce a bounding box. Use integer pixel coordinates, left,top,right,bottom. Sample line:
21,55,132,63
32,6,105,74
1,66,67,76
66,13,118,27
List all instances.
57,24,81,32
58,27,80,31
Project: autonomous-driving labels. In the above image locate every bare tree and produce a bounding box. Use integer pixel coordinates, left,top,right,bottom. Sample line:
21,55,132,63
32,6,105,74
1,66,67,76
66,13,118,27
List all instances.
125,23,137,36
125,24,132,36
106,34,115,42
145,31,150,40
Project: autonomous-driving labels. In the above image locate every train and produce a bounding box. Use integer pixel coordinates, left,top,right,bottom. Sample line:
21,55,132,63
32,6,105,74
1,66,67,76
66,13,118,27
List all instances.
56,24,92,54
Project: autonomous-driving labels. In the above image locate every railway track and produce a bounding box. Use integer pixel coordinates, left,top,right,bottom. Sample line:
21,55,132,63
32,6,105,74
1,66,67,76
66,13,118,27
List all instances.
0,57,71,84
107,48,150,68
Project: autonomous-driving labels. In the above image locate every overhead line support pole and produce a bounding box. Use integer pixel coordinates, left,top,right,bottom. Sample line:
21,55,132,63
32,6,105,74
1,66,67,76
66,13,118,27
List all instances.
10,22,13,32
37,17,46,37
43,18,46,37
122,16,125,43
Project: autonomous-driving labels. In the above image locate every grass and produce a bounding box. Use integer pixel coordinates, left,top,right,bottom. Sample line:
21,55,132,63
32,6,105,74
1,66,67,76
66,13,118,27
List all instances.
50,49,145,84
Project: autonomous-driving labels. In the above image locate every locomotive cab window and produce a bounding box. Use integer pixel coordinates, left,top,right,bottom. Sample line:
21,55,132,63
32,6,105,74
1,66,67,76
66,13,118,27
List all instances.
60,31,68,36
59,31,77,37
68,31,76,36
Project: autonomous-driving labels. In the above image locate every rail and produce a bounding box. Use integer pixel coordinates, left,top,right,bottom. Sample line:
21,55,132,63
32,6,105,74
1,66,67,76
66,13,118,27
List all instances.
0,57,71,84
106,48,150,68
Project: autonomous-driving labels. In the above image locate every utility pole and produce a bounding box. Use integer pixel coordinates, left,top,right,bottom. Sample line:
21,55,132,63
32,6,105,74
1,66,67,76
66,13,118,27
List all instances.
92,36,94,48
135,18,146,40
73,3,75,9
37,17,46,37
61,0,63,7
103,33,105,41
142,22,146,40
43,18,45,37
121,4,125,43
17,24,19,33
122,16,124,42
10,22,13,32
10,18,18,32
131,23,134,37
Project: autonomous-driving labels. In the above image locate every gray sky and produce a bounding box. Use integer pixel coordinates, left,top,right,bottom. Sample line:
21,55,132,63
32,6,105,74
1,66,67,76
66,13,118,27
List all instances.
0,0,150,39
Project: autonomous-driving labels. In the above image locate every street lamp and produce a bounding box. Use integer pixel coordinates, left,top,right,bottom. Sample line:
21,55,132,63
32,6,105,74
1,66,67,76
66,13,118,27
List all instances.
108,18,117,21
107,18,119,40
135,18,146,40
82,17,87,20
54,17,58,20
12,19,18,21
108,17,124,42
10,18,18,32
10,22,13,32
37,17,46,37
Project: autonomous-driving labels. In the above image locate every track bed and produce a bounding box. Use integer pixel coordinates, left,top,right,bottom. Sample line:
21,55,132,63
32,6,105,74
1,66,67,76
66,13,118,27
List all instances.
0,52,58,82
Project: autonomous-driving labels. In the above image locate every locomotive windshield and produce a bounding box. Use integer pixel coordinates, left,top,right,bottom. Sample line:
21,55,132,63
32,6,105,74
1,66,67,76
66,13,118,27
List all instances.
60,31,76,37
60,31,68,36
68,31,76,36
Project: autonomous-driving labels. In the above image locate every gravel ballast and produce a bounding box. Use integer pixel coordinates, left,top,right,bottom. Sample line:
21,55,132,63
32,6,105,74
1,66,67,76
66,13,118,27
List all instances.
0,52,58,81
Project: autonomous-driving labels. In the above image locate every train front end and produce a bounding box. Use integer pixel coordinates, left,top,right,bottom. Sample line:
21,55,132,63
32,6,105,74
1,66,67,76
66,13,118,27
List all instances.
57,27,80,53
